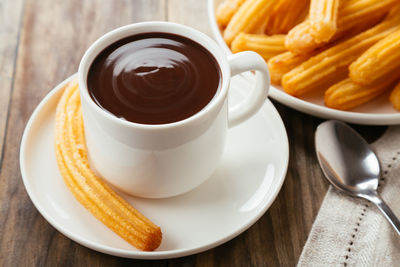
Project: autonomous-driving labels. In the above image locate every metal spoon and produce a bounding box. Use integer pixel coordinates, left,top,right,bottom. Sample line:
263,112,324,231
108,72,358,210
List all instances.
315,120,400,235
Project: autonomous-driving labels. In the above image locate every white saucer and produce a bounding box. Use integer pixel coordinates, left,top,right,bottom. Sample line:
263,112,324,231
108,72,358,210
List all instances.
20,74,289,259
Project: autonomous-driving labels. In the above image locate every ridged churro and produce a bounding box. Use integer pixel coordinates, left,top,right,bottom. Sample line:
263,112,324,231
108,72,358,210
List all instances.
216,0,246,28
285,20,320,55
223,0,279,45
282,11,400,96
309,0,340,42
325,77,398,110
349,29,400,85
231,33,286,61
337,0,397,32
267,51,316,85
285,0,396,54
266,0,309,35
55,80,162,251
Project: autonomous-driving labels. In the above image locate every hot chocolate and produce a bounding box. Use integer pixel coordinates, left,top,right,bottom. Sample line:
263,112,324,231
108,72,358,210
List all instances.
87,32,221,124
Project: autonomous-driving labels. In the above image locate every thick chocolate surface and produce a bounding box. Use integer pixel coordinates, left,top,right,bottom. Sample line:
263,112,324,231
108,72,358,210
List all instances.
87,32,221,124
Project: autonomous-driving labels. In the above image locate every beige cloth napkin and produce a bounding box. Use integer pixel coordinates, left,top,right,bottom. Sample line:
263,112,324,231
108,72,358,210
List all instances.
298,126,400,267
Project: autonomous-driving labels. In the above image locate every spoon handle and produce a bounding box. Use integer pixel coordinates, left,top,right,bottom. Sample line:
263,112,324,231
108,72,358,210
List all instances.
367,194,400,235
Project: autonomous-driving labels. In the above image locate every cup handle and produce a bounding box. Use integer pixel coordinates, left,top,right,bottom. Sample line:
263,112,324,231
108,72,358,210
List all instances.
227,51,270,128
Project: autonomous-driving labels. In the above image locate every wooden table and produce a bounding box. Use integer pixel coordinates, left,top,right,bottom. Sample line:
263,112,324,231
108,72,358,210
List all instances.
0,0,386,266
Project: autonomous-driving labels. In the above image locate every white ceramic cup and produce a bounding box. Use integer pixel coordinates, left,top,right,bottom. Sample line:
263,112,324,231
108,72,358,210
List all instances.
78,22,270,198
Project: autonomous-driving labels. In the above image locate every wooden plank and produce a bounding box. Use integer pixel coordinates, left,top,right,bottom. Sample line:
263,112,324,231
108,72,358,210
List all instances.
0,0,166,266
0,0,24,167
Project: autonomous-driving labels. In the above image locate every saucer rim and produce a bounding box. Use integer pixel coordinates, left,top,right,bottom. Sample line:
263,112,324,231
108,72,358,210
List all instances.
19,73,289,259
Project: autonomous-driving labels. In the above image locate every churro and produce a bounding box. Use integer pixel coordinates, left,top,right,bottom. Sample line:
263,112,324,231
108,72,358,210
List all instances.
54,80,162,251
285,0,396,54
325,77,398,110
216,0,246,28
267,51,316,85
309,0,340,42
231,33,286,61
285,21,320,55
349,29,400,85
223,0,279,45
337,0,397,32
282,11,400,96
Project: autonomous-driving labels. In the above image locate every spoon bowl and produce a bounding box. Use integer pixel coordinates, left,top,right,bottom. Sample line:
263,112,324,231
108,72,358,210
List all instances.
315,120,400,235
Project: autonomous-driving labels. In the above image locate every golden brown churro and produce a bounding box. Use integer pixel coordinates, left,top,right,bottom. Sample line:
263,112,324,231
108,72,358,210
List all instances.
284,21,319,54
266,0,309,35
309,0,340,42
337,0,397,32
349,29,400,85
389,81,400,111
55,81,162,251
285,0,397,54
223,0,279,45
282,10,400,96
267,51,316,85
231,33,286,61
325,77,399,110
216,0,246,28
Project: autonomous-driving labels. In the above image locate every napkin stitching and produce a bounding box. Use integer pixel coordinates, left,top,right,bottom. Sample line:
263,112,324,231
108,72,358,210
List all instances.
378,151,400,189
342,152,399,267
343,203,369,266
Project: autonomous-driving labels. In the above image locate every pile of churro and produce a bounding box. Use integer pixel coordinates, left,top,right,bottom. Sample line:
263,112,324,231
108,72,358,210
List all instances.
217,0,400,110
54,80,162,251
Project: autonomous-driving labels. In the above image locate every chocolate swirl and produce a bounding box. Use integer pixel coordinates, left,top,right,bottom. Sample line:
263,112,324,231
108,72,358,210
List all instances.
87,32,221,124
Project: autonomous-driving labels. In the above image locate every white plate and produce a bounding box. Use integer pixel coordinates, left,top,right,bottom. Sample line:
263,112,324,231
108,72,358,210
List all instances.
208,0,400,125
20,74,289,259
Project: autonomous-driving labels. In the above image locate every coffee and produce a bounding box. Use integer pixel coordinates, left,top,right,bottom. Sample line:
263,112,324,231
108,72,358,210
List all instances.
87,32,221,124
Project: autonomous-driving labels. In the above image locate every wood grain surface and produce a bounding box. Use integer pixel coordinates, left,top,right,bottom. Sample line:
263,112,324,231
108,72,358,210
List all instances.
0,0,24,167
0,0,386,266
